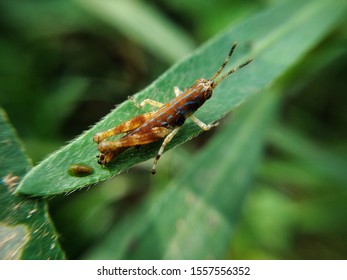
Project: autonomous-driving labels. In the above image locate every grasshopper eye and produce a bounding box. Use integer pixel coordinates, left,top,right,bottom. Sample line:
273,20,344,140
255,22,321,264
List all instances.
204,88,213,100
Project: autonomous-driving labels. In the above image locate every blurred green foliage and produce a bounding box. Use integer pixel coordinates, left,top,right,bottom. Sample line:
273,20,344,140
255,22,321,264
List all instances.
0,109,64,259
1,0,347,259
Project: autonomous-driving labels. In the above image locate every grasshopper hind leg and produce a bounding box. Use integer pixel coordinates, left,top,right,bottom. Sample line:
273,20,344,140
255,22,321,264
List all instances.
97,147,128,165
97,153,113,166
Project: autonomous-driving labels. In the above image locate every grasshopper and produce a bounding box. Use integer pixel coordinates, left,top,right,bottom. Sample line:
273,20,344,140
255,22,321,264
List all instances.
93,43,253,174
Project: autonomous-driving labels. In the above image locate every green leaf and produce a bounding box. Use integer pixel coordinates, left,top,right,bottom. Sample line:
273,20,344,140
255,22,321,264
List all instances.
269,124,347,187
74,0,196,63
16,0,347,196
0,108,64,259
84,88,280,259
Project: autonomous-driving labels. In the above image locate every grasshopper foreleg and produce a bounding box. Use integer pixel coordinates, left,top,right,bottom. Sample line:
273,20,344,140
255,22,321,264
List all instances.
189,115,219,131
173,86,183,97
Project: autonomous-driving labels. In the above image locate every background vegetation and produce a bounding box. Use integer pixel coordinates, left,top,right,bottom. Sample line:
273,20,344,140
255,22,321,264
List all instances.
1,0,347,259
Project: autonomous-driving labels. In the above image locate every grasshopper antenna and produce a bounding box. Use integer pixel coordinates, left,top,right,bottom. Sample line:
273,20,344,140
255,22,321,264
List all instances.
210,42,238,81
211,42,253,88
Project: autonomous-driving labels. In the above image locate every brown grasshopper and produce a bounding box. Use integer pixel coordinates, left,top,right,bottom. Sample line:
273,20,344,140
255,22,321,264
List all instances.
93,43,253,174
